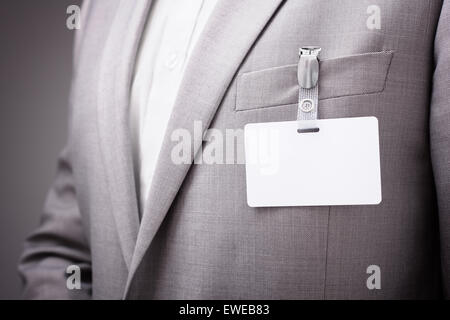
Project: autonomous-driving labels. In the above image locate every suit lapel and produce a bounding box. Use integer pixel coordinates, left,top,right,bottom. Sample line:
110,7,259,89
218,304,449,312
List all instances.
125,0,286,296
96,0,152,270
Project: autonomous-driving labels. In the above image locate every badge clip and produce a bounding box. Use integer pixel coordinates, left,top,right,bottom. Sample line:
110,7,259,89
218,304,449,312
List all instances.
297,46,321,133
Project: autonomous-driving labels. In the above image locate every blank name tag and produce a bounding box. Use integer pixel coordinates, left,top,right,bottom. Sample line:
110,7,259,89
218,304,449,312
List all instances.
244,117,382,207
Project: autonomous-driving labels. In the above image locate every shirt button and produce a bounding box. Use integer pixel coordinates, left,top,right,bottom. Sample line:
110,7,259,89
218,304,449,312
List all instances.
166,52,179,70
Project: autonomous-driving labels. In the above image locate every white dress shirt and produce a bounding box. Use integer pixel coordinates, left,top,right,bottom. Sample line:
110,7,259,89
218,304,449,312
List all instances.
130,0,218,214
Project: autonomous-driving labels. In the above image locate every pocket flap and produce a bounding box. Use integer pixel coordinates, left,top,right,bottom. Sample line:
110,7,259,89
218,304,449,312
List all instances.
236,51,394,111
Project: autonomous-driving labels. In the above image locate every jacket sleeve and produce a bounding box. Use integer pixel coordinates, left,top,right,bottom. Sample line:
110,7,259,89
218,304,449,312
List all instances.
430,0,450,298
18,149,92,299
18,0,92,300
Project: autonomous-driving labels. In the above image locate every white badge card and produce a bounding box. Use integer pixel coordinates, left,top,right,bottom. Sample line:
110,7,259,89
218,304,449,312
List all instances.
244,117,382,207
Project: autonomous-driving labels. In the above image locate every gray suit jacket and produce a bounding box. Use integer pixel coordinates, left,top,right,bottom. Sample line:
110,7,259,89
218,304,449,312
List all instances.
19,0,450,299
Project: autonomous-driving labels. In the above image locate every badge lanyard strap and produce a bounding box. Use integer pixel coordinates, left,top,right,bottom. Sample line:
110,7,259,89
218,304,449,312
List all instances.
297,47,321,133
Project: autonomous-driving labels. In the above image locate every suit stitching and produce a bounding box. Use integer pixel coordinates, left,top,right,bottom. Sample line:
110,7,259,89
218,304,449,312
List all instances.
424,0,435,37
323,207,331,299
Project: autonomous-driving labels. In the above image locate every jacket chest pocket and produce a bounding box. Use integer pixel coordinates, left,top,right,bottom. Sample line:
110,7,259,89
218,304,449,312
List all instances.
235,50,394,112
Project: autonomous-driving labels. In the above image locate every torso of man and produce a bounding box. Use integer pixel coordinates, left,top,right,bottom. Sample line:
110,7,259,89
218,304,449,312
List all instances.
18,0,449,300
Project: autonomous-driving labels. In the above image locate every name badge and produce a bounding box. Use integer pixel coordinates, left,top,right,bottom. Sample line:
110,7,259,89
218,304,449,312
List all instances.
244,117,382,207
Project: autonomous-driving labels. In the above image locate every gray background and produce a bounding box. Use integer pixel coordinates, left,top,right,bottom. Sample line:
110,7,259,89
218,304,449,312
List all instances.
0,0,81,299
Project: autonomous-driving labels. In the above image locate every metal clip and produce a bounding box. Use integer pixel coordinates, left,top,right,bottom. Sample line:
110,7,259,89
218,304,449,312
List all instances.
298,47,321,89
297,46,321,133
